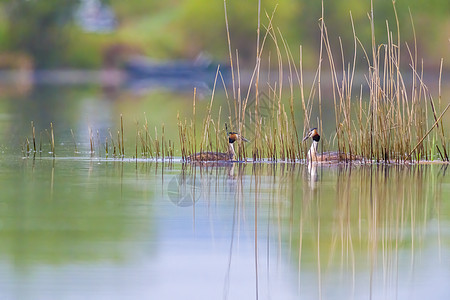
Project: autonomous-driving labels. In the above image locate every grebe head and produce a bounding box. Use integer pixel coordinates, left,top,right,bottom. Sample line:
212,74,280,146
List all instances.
302,128,320,142
228,132,250,144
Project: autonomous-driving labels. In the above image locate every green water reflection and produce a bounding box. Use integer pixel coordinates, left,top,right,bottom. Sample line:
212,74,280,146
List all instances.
0,155,155,265
0,157,449,299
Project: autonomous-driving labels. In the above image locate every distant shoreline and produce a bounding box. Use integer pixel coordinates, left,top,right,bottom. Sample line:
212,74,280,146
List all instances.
0,69,448,92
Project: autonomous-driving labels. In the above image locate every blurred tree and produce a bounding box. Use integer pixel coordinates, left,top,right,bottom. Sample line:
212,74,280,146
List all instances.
0,0,448,68
3,0,78,67
176,0,450,68
177,0,301,63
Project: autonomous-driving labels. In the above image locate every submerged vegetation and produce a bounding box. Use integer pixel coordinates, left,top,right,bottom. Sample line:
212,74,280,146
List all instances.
21,1,450,164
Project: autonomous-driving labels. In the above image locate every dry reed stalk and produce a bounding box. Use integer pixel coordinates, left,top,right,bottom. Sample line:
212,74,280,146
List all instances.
408,102,450,160
89,127,94,154
154,126,160,159
317,1,325,159
162,123,165,161
144,113,149,158
96,130,100,157
147,132,155,159
39,131,42,153
50,122,55,157
143,117,154,158
31,121,36,152
279,29,301,160
200,67,218,152
25,137,30,154
139,131,147,158
117,130,121,157
135,121,139,159
177,112,186,160
215,107,221,158
223,0,236,100
193,88,197,158
120,114,124,157
105,137,108,157
70,129,78,153
108,129,116,157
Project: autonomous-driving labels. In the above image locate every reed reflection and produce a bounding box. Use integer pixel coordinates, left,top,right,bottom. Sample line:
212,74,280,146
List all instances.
169,163,242,206
289,164,446,299
172,163,447,299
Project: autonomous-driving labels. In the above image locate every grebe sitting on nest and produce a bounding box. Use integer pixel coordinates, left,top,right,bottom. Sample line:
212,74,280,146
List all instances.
303,128,361,163
189,132,249,162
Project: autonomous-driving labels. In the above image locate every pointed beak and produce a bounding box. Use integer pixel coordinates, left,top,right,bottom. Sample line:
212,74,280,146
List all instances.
302,135,309,142
241,136,250,143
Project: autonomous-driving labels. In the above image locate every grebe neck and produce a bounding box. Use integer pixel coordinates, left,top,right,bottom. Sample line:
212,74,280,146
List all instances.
228,142,236,160
307,140,319,161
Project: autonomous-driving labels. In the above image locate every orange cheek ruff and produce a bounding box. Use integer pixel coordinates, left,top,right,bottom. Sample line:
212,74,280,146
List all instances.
229,133,238,143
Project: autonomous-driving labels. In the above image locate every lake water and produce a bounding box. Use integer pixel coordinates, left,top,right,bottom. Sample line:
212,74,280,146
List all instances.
0,85,449,299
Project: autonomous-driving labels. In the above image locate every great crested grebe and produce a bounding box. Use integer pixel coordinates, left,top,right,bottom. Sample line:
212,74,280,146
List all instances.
189,131,249,162
303,128,361,163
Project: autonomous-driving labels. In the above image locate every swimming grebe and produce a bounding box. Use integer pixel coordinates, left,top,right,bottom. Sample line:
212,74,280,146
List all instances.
189,132,249,162
303,128,361,163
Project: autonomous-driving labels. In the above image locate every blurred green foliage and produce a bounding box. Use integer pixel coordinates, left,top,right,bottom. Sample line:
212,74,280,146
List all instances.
1,0,78,67
0,0,448,68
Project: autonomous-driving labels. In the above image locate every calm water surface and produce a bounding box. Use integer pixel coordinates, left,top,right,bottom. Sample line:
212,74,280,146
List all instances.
0,86,449,299
0,156,449,299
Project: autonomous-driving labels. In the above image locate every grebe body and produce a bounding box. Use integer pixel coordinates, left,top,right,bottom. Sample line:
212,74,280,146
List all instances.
303,128,361,163
189,132,248,162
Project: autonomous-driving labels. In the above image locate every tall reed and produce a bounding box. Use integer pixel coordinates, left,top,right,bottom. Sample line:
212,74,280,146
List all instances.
21,2,448,164
178,0,448,164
